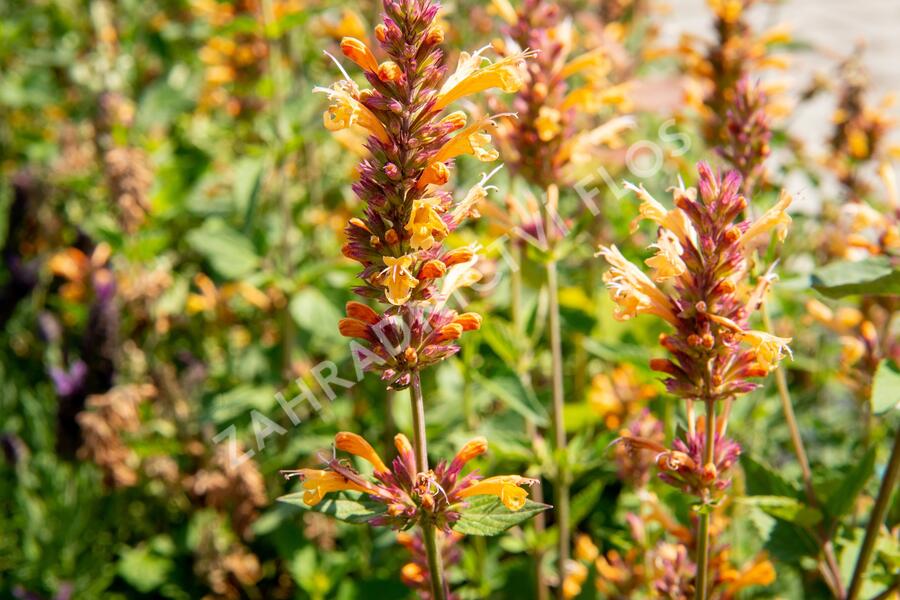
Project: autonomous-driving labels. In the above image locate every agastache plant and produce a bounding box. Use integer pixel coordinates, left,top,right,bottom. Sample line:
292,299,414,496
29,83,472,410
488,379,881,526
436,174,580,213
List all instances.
281,2,545,599
489,2,633,591
598,162,793,600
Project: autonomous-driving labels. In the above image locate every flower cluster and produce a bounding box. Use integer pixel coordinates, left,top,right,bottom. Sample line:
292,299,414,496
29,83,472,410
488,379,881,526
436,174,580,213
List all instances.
825,50,898,199
676,0,789,151
284,433,537,531
598,162,792,496
716,76,772,194
560,500,776,599
490,0,634,188
599,163,793,400
321,0,528,389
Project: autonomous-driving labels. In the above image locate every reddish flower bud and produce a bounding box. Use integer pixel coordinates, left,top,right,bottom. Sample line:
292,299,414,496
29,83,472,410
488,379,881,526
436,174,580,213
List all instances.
418,259,447,279
339,318,374,341
346,301,380,324
453,312,482,331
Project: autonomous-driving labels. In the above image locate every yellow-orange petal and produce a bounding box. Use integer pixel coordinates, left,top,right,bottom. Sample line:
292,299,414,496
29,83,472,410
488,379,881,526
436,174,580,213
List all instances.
340,37,379,72
335,431,389,474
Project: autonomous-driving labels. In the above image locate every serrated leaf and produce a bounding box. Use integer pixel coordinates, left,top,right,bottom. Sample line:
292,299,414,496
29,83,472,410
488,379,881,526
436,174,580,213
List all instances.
741,455,801,498
871,360,900,415
739,495,822,527
277,494,387,524
811,257,900,298
765,520,820,564
825,447,876,520
452,496,550,536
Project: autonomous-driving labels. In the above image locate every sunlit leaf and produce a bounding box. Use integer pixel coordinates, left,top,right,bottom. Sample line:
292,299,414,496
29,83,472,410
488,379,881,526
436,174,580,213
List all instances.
871,360,900,415
277,494,386,524
452,496,550,536
811,257,900,298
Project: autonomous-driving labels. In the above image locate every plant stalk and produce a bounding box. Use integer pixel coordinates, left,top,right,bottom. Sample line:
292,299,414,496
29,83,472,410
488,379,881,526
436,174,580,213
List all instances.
410,372,448,600
847,426,900,600
546,259,569,598
694,398,716,600
762,303,844,598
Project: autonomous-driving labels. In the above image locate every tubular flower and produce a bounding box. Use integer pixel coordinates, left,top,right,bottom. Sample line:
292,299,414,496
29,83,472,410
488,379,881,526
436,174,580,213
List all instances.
282,434,539,531
601,163,795,502
489,0,635,189
457,475,538,511
320,0,525,389
379,255,419,305
737,330,792,371
596,245,679,325
405,197,449,251
294,469,371,506
600,163,793,402
435,48,531,110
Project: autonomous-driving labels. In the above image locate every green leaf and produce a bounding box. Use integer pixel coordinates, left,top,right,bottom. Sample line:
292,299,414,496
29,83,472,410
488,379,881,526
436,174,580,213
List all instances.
811,257,900,298
825,447,876,520
871,360,900,415
739,495,823,527
185,218,260,279
472,370,549,427
479,320,523,371
452,496,550,536
118,545,174,593
277,494,386,524
288,288,343,344
741,455,801,498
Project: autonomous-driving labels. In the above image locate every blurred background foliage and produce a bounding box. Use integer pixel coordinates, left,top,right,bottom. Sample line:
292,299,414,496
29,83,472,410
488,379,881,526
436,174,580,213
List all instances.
0,0,898,598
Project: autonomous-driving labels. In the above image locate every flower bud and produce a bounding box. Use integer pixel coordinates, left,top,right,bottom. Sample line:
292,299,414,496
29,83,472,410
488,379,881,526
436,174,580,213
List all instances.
418,259,447,279
346,301,380,324
403,346,418,366
338,318,374,340
377,60,402,82
442,247,474,266
453,312,482,331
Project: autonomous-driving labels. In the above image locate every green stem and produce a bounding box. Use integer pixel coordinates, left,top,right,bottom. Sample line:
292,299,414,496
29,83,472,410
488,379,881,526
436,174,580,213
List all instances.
513,245,549,600
763,303,844,598
546,259,569,598
694,398,716,600
847,426,900,600
410,373,447,600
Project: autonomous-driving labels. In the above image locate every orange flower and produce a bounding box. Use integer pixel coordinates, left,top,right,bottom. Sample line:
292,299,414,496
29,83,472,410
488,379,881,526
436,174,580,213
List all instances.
458,475,537,511
335,432,389,474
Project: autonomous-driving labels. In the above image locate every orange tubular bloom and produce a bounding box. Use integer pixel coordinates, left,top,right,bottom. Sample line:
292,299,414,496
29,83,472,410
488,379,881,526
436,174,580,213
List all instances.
340,37,379,72
297,469,370,506
459,475,536,511
417,161,450,189
346,301,380,325
335,432,390,474
434,49,530,111
453,312,482,331
453,437,488,465
431,118,500,163
338,318,374,341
